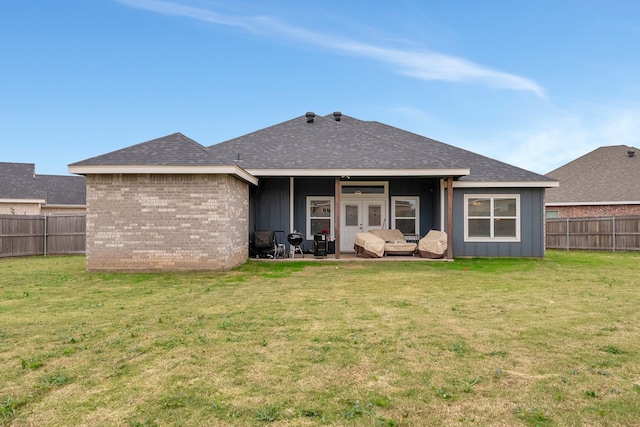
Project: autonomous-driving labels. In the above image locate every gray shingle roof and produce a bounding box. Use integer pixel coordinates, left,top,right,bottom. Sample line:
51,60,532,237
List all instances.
207,112,554,183
0,162,86,205
69,133,229,166
38,174,86,205
70,113,555,185
207,113,466,171
545,145,640,203
336,115,553,182
0,162,41,200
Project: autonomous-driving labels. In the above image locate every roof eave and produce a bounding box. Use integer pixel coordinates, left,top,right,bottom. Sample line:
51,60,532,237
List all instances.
245,168,470,177
68,165,258,186
0,198,46,204
43,204,87,209
453,180,559,188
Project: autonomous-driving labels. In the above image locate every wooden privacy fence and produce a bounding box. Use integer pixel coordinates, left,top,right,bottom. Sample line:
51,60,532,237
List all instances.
546,216,640,251
0,214,86,257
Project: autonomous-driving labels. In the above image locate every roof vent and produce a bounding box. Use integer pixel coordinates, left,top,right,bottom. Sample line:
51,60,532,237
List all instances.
305,112,315,123
628,150,635,157
333,111,342,122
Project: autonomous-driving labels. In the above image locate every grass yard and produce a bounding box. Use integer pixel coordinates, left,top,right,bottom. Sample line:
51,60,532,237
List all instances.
1,251,639,426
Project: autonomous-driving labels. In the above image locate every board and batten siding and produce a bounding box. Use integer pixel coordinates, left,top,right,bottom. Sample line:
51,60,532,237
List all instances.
250,177,290,237
250,177,444,245
294,177,442,246
294,178,335,246
251,178,549,257
451,187,546,257
388,177,440,235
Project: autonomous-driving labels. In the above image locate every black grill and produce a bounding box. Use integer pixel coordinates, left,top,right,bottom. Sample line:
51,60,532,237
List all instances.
287,231,304,258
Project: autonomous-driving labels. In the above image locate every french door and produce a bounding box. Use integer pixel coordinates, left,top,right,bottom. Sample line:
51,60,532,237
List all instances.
340,199,386,252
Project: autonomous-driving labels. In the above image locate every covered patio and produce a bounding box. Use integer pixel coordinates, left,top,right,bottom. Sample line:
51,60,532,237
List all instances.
249,252,453,263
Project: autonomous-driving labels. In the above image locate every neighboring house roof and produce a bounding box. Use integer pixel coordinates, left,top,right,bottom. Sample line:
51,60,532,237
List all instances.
68,112,557,188
545,145,640,205
38,174,86,205
0,162,43,201
0,162,86,205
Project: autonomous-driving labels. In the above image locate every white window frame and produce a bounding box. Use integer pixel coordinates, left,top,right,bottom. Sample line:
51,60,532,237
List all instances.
306,197,334,240
391,196,420,235
464,194,520,242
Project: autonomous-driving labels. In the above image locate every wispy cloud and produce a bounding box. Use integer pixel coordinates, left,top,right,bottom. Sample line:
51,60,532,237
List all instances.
117,0,544,96
498,108,640,173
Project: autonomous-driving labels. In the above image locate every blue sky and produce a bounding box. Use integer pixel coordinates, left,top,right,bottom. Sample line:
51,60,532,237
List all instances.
3,0,640,176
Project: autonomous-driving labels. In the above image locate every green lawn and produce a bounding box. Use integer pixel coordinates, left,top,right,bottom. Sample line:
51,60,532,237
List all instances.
1,251,639,426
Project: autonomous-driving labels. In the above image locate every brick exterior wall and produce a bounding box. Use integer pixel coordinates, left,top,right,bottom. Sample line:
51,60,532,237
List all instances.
548,204,640,218
86,174,249,271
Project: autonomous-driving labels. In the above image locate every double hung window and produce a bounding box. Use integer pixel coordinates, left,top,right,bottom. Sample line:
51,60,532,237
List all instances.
464,195,520,241
391,197,419,235
306,197,334,240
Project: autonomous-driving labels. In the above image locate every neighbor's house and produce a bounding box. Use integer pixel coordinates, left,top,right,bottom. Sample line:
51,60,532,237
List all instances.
545,145,640,218
0,162,86,215
69,112,558,271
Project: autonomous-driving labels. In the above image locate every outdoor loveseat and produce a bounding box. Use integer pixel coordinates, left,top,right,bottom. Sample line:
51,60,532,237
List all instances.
354,229,417,257
369,229,418,255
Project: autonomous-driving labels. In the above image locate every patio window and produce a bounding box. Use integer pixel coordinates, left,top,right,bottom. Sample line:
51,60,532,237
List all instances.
464,195,520,242
306,197,334,240
392,197,419,235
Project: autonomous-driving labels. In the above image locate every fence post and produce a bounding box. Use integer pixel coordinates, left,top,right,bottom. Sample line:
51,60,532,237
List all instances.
565,217,570,251
43,214,48,256
612,216,616,253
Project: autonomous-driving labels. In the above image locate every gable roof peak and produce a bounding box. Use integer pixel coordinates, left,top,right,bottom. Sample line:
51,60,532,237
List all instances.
69,132,233,167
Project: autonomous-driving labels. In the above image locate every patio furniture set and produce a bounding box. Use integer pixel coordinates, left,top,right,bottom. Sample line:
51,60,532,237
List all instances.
354,229,448,259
